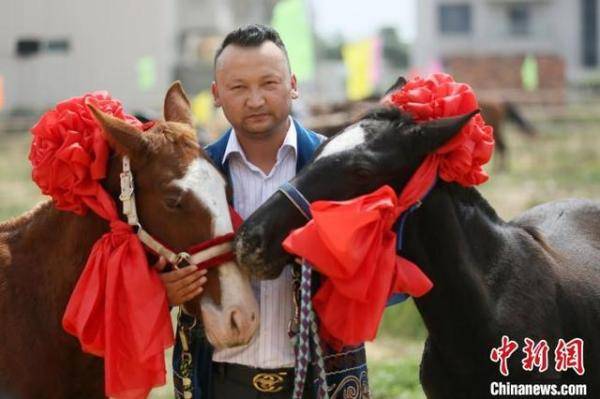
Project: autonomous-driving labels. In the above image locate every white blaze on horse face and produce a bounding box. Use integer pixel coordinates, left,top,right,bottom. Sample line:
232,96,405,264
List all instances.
174,158,233,236
316,124,366,160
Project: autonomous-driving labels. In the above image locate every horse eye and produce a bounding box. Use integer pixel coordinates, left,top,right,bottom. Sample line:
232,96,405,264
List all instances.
353,166,373,179
164,195,183,210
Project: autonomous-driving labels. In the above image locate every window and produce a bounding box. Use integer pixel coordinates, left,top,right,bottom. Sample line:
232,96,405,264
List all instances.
581,0,598,67
16,39,41,57
47,39,70,53
15,38,70,57
439,4,472,34
508,4,531,36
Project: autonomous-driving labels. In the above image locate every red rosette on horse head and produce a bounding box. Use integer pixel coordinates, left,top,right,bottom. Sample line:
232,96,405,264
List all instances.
30,92,142,217
282,73,495,349
29,93,173,399
385,73,495,187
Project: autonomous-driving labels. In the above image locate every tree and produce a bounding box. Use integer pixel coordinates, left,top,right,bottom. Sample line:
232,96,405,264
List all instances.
379,26,410,68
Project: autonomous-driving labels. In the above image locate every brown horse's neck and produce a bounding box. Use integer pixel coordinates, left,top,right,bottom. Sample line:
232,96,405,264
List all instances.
1,200,109,312
0,201,108,398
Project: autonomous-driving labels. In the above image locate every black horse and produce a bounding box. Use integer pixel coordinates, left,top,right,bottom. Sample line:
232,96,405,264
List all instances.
235,97,600,397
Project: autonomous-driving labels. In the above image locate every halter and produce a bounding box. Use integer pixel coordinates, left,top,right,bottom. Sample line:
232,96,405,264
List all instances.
277,181,431,252
119,155,235,270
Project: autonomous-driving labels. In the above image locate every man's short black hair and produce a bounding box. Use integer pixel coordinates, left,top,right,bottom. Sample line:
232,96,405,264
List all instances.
214,24,290,69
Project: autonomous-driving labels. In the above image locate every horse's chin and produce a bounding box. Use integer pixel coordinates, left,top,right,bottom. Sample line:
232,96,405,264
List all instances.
254,258,290,280
234,234,291,280
238,252,291,280
205,330,257,350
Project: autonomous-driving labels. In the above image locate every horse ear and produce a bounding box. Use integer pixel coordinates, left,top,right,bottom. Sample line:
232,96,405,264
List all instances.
384,76,407,96
164,81,194,127
417,110,480,153
88,104,148,157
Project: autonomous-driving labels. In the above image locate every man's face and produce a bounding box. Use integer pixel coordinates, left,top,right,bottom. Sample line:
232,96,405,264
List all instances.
212,41,298,138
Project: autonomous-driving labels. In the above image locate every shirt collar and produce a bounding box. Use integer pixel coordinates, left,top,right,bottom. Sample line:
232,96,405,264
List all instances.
222,117,297,165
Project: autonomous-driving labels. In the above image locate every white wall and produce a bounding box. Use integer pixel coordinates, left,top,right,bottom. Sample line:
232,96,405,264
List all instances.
0,0,177,112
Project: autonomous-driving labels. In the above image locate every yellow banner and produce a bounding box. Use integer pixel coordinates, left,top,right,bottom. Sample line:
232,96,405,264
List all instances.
342,39,377,101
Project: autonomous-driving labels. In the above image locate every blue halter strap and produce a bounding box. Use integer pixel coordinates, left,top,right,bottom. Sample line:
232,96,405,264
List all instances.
278,182,312,220
277,180,437,251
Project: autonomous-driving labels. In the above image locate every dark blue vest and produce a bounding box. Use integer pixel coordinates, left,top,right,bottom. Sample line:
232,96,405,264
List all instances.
172,120,373,398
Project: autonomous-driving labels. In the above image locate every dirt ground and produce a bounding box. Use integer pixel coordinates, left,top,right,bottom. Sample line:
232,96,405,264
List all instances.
1,114,598,399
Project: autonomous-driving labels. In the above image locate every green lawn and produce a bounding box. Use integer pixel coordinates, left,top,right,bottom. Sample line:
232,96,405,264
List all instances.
1,114,599,399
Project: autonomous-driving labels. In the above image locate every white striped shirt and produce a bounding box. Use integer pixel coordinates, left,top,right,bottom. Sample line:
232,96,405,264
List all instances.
212,118,297,368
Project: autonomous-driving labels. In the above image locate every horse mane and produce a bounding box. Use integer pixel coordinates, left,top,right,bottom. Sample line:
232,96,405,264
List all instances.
517,223,564,261
443,182,563,260
442,182,503,224
0,200,53,233
146,122,200,153
0,200,54,269
361,106,414,126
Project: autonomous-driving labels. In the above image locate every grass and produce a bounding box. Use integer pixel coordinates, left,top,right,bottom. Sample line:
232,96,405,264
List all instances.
1,114,599,399
0,132,46,221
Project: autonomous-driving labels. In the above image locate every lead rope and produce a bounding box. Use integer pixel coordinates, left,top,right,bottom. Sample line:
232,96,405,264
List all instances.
292,259,329,399
176,307,196,399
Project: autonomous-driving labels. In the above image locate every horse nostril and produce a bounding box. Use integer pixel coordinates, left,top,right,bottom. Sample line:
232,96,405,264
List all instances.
229,309,243,334
250,312,256,322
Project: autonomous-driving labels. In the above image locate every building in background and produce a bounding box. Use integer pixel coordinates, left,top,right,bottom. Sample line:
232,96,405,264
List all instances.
414,0,600,103
0,0,276,116
0,0,177,114
176,0,278,95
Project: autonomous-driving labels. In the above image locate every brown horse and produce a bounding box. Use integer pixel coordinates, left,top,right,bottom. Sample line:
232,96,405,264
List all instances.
0,83,258,398
479,100,537,170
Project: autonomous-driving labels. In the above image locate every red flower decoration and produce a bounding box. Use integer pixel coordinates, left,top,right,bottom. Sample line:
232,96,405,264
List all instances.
388,73,495,186
29,92,141,215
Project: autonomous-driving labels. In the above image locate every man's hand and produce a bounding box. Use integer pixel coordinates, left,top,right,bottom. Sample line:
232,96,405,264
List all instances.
154,257,208,306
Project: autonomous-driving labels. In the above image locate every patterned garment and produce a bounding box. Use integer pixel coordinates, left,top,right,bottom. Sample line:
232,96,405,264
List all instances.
321,344,370,399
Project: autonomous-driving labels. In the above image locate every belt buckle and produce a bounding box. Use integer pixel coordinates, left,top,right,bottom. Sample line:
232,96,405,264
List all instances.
252,372,287,393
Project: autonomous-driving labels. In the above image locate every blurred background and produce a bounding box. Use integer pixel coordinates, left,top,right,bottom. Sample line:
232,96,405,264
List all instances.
1,0,599,398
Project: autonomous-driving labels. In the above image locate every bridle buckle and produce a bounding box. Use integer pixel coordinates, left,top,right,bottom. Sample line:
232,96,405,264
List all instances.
175,252,192,267
119,170,134,201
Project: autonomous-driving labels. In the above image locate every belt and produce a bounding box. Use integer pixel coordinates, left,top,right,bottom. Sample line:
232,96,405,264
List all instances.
212,362,294,394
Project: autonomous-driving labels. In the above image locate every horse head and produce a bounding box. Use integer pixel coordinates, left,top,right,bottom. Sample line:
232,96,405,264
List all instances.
91,82,258,349
236,79,477,279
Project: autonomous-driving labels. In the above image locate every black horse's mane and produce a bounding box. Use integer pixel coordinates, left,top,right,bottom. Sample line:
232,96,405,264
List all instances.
442,181,502,223
361,106,414,126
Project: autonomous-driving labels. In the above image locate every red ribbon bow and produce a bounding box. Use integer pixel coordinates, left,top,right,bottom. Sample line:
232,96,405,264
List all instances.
30,93,173,398
282,73,494,348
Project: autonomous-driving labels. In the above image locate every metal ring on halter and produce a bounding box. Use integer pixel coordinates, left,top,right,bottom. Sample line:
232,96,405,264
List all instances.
175,252,192,268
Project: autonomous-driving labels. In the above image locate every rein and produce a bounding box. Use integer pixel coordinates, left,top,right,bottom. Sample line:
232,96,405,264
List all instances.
278,182,329,399
119,155,235,270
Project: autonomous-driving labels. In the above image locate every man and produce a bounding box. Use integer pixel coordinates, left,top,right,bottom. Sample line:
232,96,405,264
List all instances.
159,25,371,399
